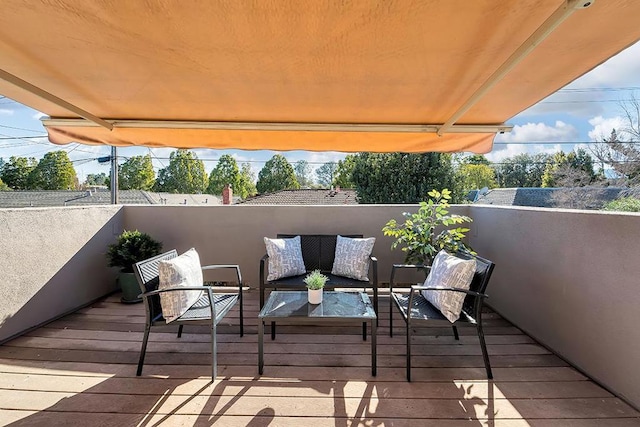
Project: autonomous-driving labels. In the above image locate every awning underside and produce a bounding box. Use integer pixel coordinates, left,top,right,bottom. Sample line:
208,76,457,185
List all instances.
1,0,639,153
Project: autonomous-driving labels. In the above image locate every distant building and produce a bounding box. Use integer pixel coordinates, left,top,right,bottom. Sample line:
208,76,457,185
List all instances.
0,189,221,208
238,188,358,205
473,187,626,210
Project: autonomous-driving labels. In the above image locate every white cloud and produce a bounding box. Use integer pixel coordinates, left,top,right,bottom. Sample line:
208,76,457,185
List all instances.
520,41,640,118
0,109,14,116
495,121,578,143
32,112,47,120
587,115,624,141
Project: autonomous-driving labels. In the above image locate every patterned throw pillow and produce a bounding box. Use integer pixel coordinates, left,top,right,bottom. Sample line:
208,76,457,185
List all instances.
422,250,477,323
158,248,204,323
264,236,306,281
331,235,375,281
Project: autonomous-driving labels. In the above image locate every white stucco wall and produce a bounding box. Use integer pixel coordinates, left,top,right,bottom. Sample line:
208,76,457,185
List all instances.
468,205,640,409
0,206,123,342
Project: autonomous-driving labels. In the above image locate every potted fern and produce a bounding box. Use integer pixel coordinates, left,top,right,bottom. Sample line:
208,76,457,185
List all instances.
382,189,473,266
107,230,162,303
304,269,328,304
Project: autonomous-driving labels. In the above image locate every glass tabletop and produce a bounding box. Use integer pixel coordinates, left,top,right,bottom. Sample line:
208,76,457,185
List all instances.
259,291,376,319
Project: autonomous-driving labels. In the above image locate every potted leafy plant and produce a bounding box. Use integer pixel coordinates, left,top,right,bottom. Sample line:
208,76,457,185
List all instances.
303,269,328,304
382,189,473,266
107,229,163,303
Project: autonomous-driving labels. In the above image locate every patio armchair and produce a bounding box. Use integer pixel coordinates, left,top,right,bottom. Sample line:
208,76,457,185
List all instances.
134,249,244,381
389,251,495,381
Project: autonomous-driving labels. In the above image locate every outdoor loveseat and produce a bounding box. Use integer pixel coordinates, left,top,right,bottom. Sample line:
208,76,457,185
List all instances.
260,234,378,315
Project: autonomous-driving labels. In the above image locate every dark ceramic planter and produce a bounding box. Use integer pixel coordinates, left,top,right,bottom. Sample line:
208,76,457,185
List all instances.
118,271,142,304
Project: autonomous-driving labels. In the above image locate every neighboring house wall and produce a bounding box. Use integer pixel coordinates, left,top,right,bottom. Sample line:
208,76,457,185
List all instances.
0,206,123,342
468,205,640,410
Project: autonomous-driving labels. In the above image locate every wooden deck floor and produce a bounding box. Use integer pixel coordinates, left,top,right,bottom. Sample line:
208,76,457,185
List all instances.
1,290,639,426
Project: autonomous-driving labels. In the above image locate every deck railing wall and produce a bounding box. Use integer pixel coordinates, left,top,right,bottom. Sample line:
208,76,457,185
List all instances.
468,205,640,409
0,206,123,342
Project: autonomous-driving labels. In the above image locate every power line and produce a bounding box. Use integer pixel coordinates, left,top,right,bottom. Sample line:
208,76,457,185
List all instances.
0,123,44,133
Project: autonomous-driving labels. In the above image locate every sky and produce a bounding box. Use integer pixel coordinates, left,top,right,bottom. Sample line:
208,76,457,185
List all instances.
1,40,639,183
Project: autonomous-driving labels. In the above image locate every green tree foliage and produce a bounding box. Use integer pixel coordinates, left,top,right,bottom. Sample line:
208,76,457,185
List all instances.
334,155,356,188
0,156,37,190
316,162,337,187
382,189,473,264
602,196,640,212
238,162,257,198
493,153,551,188
154,150,208,193
85,172,108,187
256,154,299,194
351,152,457,203
294,160,313,187
207,154,241,195
119,154,155,190
541,149,597,187
27,151,77,190
456,163,497,190
461,154,491,165
0,177,10,191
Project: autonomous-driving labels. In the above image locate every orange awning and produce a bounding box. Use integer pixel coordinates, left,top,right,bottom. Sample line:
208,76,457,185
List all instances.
1,0,639,153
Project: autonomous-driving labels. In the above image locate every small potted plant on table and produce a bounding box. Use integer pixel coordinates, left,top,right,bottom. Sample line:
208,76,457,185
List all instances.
107,230,162,303
304,269,328,304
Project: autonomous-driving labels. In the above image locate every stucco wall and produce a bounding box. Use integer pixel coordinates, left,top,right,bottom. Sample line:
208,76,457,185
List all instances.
0,206,123,342
468,205,640,409
123,204,420,288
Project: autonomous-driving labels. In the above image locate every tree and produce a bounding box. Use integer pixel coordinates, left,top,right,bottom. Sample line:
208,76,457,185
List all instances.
456,163,497,190
0,177,10,191
588,95,640,184
256,154,299,194
461,154,491,166
493,153,551,188
238,162,257,198
207,154,241,195
119,154,155,190
294,160,313,187
27,151,77,190
154,150,208,193
351,152,457,203
334,155,356,188
316,162,338,187
1,156,37,190
541,149,597,187
85,172,108,187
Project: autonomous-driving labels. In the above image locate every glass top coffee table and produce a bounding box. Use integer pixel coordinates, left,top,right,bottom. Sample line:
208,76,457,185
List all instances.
258,291,377,376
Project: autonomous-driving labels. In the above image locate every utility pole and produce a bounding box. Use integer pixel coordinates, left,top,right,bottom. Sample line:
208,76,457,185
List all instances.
110,146,119,204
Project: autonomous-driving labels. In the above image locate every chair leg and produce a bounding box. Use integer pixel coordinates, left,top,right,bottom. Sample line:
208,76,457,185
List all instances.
406,323,412,382
137,324,151,376
389,294,393,337
362,322,367,341
477,323,493,379
211,320,218,382
271,321,276,340
177,324,184,338
239,290,244,337
452,325,459,340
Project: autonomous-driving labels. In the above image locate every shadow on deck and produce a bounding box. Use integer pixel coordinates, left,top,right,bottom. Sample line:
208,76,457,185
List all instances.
0,290,638,426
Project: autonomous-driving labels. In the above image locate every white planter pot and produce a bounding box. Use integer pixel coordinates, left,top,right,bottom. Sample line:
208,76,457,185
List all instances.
308,288,323,304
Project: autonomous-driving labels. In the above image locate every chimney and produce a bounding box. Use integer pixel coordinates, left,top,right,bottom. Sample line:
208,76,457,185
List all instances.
222,184,233,205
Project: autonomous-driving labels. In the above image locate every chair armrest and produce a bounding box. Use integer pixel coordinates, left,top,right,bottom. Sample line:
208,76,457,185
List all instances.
369,256,378,286
140,285,212,297
411,285,488,299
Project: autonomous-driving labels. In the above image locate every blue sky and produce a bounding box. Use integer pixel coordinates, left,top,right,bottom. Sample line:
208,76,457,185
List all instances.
1,40,639,182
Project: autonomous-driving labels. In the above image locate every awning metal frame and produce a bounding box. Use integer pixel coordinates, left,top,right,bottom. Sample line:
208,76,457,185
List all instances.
42,118,513,134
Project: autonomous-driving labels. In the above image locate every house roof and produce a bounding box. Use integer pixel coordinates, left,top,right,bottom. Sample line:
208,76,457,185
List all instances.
0,190,220,208
1,1,639,153
238,189,357,205
474,187,624,209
